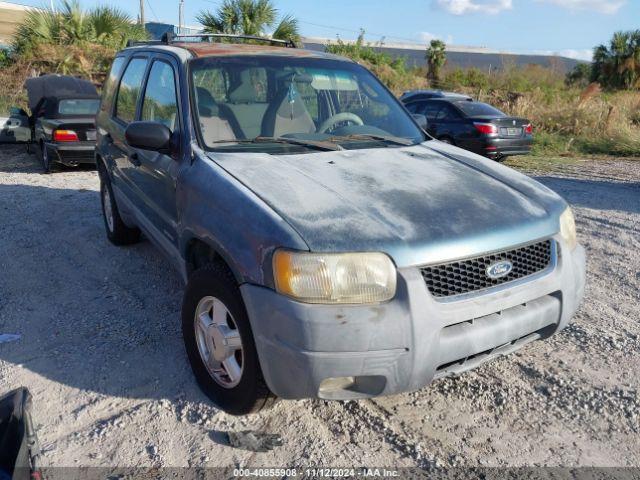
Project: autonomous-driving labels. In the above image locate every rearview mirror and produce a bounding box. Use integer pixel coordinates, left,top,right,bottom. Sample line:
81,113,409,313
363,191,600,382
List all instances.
125,121,172,153
412,114,428,131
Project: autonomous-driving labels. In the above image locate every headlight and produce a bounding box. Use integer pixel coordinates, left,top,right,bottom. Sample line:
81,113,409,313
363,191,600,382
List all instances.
273,250,397,304
559,207,577,251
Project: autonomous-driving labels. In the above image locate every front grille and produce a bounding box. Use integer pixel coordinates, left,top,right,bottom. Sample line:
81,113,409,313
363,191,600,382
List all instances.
420,240,553,299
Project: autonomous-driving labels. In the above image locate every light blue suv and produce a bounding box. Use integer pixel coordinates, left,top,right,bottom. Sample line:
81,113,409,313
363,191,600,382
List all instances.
95,34,586,415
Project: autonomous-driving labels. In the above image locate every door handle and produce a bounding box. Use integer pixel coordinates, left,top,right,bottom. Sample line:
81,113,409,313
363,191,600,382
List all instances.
129,152,141,167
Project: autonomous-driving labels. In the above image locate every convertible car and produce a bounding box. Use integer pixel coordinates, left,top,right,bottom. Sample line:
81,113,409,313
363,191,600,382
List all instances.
25,74,100,173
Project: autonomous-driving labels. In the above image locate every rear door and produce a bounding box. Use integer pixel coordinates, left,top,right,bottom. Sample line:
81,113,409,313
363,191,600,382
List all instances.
130,54,182,250
109,56,150,203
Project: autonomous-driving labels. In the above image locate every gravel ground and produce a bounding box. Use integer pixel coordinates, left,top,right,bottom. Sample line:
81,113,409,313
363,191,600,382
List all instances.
0,146,638,469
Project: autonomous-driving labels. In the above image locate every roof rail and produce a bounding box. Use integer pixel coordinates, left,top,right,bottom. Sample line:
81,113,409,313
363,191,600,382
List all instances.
161,32,298,48
126,39,164,47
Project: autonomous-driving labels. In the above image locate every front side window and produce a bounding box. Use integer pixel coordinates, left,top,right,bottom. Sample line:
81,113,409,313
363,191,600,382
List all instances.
141,61,179,131
190,56,426,153
58,99,100,116
115,58,148,124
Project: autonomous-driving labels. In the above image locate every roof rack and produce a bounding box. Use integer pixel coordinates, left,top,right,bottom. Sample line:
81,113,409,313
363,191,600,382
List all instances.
127,32,298,49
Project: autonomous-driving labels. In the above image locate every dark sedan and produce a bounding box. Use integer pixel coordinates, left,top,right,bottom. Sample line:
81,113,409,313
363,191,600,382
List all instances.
25,75,100,173
403,98,533,161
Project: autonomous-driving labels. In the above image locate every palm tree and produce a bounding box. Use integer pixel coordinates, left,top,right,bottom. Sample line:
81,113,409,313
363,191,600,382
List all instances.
591,30,640,90
425,39,447,85
196,0,300,43
12,0,147,54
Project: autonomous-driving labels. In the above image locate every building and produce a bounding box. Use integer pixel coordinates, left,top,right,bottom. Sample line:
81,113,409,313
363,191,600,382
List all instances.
0,1,35,46
145,22,202,40
302,37,585,73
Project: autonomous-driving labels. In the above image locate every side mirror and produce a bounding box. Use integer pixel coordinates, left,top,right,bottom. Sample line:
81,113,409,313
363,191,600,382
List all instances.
9,107,28,117
412,113,428,131
125,121,172,153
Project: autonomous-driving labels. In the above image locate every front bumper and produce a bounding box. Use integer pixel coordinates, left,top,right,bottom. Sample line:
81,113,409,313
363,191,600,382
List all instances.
241,237,586,400
45,142,96,166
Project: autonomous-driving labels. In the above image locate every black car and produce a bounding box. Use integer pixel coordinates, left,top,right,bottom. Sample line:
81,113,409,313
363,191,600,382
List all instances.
403,98,533,160
25,75,100,173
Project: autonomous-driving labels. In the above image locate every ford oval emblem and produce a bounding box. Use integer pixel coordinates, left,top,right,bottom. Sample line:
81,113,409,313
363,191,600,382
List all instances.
486,260,513,279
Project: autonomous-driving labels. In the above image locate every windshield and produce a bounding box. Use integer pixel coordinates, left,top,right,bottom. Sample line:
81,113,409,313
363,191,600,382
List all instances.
190,55,425,153
58,99,100,116
454,101,505,117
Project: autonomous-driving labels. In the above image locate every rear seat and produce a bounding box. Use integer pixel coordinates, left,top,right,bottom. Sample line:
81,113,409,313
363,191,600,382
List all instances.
223,70,269,139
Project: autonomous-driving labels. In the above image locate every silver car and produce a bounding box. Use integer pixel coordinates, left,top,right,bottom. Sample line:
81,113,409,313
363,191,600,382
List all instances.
95,34,586,415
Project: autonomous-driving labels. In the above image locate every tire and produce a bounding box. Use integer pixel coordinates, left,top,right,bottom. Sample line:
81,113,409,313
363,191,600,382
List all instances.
182,262,275,415
39,142,52,174
99,169,141,246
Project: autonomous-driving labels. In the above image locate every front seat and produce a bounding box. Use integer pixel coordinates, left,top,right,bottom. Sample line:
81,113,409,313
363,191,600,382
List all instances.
261,76,316,138
195,87,242,142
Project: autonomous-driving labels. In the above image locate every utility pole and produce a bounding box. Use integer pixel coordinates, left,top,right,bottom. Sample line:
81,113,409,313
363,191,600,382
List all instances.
178,0,184,35
139,0,145,26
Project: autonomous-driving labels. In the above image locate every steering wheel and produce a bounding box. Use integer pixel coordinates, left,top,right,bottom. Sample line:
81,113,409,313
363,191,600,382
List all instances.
318,112,364,134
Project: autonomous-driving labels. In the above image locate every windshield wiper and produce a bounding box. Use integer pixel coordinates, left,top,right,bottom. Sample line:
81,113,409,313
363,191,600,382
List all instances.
327,134,414,146
211,136,344,151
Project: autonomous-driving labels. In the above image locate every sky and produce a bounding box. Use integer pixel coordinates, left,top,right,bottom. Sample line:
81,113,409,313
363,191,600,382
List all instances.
13,0,640,60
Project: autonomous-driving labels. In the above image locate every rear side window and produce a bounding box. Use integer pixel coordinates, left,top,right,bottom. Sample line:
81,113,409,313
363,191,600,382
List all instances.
455,101,505,117
423,102,442,120
438,105,462,121
141,61,179,131
58,99,100,116
404,102,420,114
100,57,125,113
115,58,148,124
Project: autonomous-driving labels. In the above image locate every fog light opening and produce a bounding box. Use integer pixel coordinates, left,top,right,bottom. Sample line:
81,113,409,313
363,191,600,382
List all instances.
318,375,387,400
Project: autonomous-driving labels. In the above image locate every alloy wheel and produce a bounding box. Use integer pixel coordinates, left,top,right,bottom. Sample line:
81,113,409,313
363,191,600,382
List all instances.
193,296,244,389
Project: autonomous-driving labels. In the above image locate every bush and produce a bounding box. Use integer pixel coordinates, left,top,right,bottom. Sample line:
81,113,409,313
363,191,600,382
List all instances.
326,31,427,93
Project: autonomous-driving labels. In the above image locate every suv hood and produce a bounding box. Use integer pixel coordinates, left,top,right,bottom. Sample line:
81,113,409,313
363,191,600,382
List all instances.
209,142,566,267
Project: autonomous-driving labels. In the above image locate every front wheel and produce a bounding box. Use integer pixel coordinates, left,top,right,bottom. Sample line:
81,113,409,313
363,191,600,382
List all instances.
182,263,274,415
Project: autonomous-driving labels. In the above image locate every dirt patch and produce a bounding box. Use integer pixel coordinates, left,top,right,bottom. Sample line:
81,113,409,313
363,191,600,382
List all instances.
0,146,638,468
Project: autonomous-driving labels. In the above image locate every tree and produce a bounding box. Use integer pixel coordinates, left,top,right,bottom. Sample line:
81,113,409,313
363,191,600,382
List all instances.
591,30,640,90
12,0,147,54
197,0,300,43
565,63,591,88
425,39,447,85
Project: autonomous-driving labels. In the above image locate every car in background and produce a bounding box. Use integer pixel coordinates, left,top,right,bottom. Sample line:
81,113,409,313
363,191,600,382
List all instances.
403,97,533,161
25,74,100,173
400,89,473,103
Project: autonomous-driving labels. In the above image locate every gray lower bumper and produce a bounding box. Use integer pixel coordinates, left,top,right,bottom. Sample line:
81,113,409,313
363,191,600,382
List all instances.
241,237,586,400
45,143,95,165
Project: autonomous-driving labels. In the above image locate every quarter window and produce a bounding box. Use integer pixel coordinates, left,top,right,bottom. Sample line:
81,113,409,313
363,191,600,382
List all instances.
141,61,179,131
101,57,125,113
115,58,148,124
